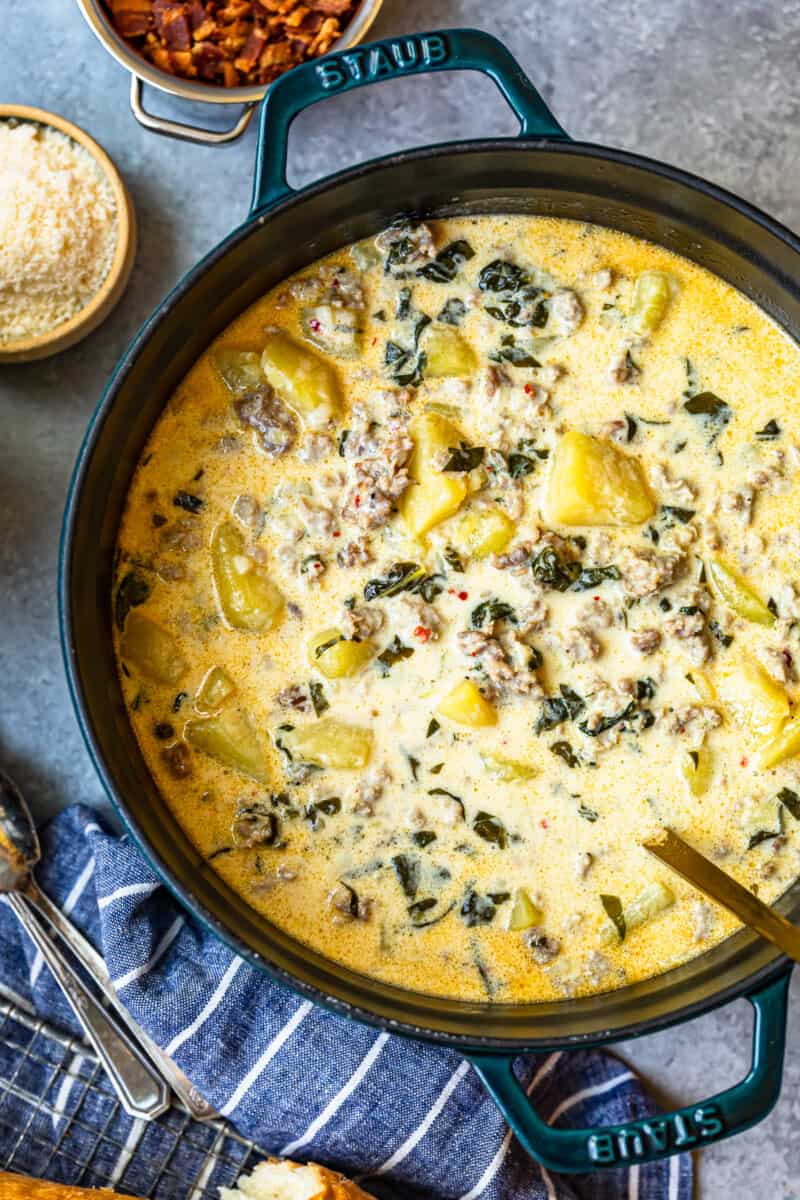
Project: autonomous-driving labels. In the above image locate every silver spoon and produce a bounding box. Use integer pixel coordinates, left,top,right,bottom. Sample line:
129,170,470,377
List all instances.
27,879,217,1119
0,769,170,1120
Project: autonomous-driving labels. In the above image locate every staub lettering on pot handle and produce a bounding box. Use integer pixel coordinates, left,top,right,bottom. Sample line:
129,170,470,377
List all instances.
587,1105,725,1165
315,34,449,90
250,27,568,212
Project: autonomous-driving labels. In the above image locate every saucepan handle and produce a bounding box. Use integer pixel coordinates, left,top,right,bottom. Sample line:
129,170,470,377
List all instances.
130,77,256,145
250,27,569,213
467,967,791,1174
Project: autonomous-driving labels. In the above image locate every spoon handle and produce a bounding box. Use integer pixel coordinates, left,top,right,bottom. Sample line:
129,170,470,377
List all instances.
645,827,800,961
7,890,169,1120
25,880,217,1121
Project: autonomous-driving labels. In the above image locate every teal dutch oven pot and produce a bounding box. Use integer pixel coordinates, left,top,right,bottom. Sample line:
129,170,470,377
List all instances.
61,28,797,1174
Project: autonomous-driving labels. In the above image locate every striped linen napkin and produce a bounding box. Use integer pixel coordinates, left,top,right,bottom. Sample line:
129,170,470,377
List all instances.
0,805,691,1199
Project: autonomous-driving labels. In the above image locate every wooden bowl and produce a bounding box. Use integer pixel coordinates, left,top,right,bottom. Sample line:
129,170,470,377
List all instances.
0,105,136,363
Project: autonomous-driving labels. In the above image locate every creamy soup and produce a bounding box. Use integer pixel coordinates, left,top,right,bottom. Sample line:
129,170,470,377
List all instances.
113,216,800,1004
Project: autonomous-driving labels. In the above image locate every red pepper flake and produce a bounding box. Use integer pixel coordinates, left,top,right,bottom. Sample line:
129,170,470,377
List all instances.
458,590,468,601
332,530,341,538
524,382,535,395
353,494,361,508
740,756,749,768
308,318,322,333
371,336,378,346
414,625,432,643
540,818,549,829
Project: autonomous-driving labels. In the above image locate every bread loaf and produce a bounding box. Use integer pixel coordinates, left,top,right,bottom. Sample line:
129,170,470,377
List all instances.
0,1160,376,1200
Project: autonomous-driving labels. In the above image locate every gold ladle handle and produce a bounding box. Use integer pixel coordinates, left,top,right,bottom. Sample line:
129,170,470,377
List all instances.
644,828,800,963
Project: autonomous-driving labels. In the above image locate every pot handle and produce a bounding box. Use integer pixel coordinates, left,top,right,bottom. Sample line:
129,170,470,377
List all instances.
130,77,256,145
250,27,569,213
467,967,791,1174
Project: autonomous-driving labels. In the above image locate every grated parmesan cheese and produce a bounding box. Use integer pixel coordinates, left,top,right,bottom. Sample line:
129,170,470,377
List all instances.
0,120,118,344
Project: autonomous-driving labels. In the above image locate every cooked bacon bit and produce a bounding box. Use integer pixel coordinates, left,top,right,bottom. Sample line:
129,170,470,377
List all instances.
312,0,352,12
187,0,207,29
112,2,153,36
235,26,267,69
194,40,225,78
164,12,191,49
414,625,432,643
104,0,358,86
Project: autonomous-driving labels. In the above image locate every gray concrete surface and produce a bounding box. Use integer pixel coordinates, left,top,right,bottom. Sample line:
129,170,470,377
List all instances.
2,0,800,1193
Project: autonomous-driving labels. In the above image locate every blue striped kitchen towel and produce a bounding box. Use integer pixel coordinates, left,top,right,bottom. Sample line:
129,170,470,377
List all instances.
0,805,692,1200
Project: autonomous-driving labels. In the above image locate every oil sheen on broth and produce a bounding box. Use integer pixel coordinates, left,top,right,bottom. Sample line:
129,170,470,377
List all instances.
113,216,800,1004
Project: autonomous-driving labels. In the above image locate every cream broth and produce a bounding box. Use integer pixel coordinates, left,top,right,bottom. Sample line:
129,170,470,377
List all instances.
113,216,800,1003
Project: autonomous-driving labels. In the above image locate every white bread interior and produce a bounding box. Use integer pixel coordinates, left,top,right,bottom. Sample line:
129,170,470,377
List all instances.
218,1158,376,1200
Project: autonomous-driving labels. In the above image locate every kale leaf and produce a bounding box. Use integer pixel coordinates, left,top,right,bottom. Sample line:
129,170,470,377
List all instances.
473,811,507,848
417,239,475,283
114,570,151,631
437,297,467,326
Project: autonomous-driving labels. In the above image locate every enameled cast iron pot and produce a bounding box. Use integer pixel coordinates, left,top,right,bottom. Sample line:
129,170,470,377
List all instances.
60,29,798,1173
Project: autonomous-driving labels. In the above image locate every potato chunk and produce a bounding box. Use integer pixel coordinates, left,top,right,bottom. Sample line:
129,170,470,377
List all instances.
599,881,675,945
506,888,543,931
421,325,477,378
688,670,717,703
629,271,675,334
308,628,376,678
212,348,263,393
195,666,236,713
212,522,284,633
718,661,789,739
437,679,497,727
278,718,373,769
260,331,340,426
544,431,655,526
740,794,782,842
399,413,469,538
706,558,775,626
185,708,267,782
754,716,800,769
451,507,516,559
481,752,536,781
681,746,713,796
120,612,187,685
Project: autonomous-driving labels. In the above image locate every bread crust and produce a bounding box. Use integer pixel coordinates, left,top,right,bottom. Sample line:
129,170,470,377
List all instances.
264,1158,376,1200
0,1163,377,1200
0,1177,120,1200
